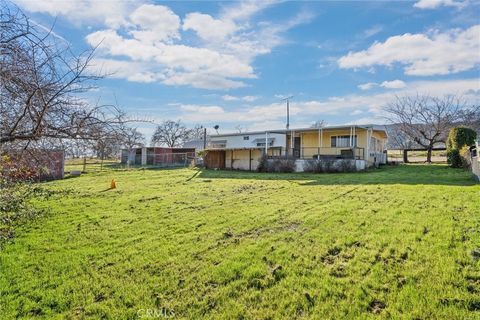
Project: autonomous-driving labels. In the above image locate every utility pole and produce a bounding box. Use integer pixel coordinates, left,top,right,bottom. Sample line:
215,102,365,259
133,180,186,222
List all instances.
203,127,207,150
281,96,294,130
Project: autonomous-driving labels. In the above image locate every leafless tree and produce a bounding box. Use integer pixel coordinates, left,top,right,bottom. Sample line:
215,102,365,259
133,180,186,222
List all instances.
188,124,206,140
121,127,145,150
384,95,472,162
385,124,416,162
235,125,245,133
151,120,191,147
119,126,144,164
0,3,126,152
459,105,480,134
311,120,327,128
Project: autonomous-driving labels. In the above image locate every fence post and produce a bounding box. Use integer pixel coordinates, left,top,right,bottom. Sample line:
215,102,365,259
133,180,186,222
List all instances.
403,150,409,163
83,157,87,173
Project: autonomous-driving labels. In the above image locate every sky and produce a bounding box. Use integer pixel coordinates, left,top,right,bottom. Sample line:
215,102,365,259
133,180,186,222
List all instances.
12,0,480,138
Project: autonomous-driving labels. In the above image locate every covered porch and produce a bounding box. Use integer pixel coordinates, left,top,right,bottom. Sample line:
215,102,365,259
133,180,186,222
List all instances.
265,126,371,161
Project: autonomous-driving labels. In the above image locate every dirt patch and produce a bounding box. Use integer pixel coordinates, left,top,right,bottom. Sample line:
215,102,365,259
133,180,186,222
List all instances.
368,299,386,314
321,246,342,265
234,222,302,239
471,248,480,261
138,195,162,202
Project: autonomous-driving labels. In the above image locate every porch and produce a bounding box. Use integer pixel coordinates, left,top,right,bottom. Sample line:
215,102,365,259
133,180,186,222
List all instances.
267,146,365,160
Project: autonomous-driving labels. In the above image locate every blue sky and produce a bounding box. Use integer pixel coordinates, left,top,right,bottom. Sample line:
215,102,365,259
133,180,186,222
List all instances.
13,0,480,138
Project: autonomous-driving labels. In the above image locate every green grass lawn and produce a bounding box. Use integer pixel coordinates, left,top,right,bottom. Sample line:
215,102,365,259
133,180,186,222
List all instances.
1,165,479,319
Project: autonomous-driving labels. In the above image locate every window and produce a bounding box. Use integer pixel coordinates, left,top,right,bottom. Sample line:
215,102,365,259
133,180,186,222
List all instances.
243,136,249,140
370,137,382,152
256,141,274,147
254,138,274,147
331,135,357,147
211,140,227,148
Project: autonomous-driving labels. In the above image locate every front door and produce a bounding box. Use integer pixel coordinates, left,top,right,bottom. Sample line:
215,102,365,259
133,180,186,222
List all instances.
294,137,301,158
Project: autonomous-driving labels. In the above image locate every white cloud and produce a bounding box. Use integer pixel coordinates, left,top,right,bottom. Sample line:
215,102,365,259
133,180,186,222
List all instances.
16,1,310,90
180,105,225,114
81,2,309,89
358,82,377,90
363,25,383,38
359,80,407,90
380,80,406,89
338,25,480,76
163,72,246,90
220,1,275,21
413,0,467,9
89,58,163,83
243,95,259,102
222,95,240,101
174,78,479,127
221,95,259,102
129,4,180,43
14,0,137,27
183,12,237,42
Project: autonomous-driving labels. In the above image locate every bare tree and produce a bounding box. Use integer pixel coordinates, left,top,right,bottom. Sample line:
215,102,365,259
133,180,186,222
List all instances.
385,124,416,163
384,95,471,162
0,3,126,151
188,124,205,140
151,120,191,147
121,127,145,150
235,125,245,133
311,120,327,128
459,105,480,134
115,126,144,166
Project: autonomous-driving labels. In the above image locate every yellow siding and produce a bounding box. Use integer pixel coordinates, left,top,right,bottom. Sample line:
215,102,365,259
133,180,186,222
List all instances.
297,129,369,157
295,128,386,161
223,127,388,169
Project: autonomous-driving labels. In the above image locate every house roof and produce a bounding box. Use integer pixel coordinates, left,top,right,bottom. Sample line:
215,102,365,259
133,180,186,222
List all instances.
211,124,388,138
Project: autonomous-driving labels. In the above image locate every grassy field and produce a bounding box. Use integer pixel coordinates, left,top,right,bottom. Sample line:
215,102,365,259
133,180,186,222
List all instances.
1,165,479,319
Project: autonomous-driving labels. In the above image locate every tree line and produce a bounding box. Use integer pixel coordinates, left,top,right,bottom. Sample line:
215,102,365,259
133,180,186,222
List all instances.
1,2,478,165
385,95,479,162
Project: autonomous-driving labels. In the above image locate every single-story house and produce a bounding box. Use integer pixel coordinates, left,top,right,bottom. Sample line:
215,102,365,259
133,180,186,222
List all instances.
204,125,388,171
121,147,196,166
1,149,65,181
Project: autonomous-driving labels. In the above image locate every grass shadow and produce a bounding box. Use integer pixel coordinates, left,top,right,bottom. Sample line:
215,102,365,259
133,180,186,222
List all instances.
196,164,477,186
186,168,201,181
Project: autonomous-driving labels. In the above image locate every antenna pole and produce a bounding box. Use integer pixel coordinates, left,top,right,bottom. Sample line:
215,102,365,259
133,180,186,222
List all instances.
286,99,289,130
281,95,293,130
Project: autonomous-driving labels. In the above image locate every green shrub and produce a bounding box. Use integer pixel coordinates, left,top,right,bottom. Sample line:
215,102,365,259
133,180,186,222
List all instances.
303,159,356,173
269,158,296,173
257,155,296,173
257,155,269,172
303,160,322,173
459,145,472,170
446,127,477,168
0,184,48,244
337,159,356,172
447,149,462,168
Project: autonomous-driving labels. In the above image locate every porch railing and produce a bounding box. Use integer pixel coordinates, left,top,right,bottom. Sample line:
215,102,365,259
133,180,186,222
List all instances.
270,147,365,160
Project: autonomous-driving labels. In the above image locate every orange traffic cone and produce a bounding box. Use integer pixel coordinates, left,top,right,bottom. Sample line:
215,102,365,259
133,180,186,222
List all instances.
111,179,116,189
